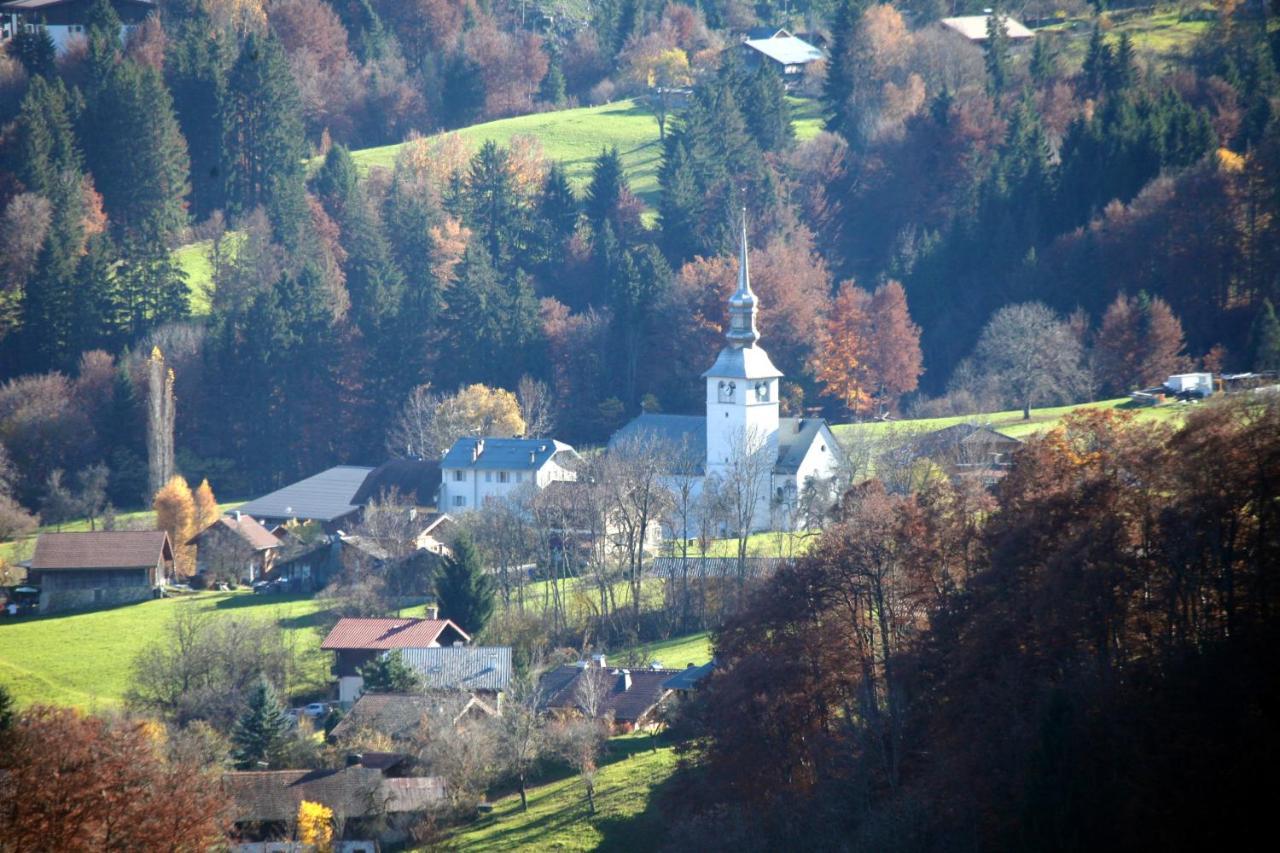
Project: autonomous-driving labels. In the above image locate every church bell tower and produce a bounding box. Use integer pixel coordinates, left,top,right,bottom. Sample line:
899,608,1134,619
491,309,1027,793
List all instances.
703,212,781,478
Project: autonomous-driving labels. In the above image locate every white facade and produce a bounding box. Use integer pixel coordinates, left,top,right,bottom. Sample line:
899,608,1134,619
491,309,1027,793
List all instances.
437,438,578,511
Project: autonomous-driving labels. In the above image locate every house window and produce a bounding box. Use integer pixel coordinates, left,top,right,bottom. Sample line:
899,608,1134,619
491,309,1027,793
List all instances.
453,470,465,482
499,471,510,483
453,496,466,507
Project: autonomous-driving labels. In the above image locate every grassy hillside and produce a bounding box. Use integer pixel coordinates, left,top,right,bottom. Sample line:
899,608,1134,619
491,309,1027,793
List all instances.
831,397,1187,444
1046,9,1211,69
616,632,713,669
447,733,679,852
0,590,330,710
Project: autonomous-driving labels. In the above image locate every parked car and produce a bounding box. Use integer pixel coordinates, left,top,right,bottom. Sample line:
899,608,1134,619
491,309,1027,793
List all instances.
303,702,328,718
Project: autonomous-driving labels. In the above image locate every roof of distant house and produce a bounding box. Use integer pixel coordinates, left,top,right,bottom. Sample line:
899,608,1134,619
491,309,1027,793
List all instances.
663,661,715,691
399,646,513,693
329,692,486,742
745,25,792,40
441,437,578,472
903,423,1022,457
742,34,825,66
236,465,374,524
321,617,471,651
541,664,681,723
188,513,281,551
940,14,1035,41
775,417,843,474
222,765,443,824
351,458,442,508
651,556,787,581
0,0,154,10
29,531,172,571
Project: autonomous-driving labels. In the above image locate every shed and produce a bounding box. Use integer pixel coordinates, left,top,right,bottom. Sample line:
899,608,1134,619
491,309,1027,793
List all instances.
26,531,173,613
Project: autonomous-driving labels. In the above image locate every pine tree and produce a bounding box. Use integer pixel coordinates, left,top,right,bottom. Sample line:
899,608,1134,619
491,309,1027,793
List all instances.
221,34,309,246
359,649,421,693
231,678,292,770
984,5,1012,96
1250,299,1280,372
743,65,793,153
823,0,869,135
166,4,231,216
436,532,496,637
10,24,56,78
584,147,626,232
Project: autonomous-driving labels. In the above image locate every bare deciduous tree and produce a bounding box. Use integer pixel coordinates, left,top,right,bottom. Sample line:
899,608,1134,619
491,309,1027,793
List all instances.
516,374,554,438
601,433,675,632
145,347,175,498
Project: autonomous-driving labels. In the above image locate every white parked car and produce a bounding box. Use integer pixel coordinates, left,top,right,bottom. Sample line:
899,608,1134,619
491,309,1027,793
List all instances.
303,702,328,718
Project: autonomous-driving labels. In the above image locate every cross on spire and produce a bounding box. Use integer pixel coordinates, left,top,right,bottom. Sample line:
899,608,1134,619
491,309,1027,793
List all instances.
725,207,759,349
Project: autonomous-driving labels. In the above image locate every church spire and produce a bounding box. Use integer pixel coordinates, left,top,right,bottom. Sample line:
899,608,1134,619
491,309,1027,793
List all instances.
726,208,759,349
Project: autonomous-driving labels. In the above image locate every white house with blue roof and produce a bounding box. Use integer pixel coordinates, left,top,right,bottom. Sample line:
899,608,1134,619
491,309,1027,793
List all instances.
437,437,580,511
611,215,843,533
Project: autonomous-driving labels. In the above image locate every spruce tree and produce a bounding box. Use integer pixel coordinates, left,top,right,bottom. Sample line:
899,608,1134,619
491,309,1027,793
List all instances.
221,34,309,246
10,24,56,78
435,533,496,637
230,678,292,770
442,243,502,386
744,65,794,152
314,144,359,220
984,6,1012,96
823,0,869,135
166,3,232,217
464,141,527,271
1250,299,1280,372
539,55,567,106
584,147,626,232
359,650,421,693
538,163,580,248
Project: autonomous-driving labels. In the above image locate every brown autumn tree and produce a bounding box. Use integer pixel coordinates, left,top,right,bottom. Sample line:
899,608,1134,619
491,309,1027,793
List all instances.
0,706,230,849
866,280,923,411
1094,292,1191,394
193,478,219,531
812,280,874,414
153,475,196,576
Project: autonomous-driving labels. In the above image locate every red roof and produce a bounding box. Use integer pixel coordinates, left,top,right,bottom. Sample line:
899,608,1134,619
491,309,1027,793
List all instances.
320,617,471,651
30,531,173,571
188,514,282,551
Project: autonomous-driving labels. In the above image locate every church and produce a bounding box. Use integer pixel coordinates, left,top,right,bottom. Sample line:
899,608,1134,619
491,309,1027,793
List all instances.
610,216,844,532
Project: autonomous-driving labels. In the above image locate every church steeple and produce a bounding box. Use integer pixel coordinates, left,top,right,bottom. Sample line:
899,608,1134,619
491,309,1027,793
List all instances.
725,209,759,349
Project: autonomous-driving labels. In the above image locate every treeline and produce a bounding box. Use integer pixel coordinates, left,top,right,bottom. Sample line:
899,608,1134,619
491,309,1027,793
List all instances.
1,2,1278,516
668,394,1280,850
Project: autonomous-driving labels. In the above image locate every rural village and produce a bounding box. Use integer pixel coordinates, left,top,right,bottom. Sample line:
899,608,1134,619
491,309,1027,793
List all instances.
0,0,1278,850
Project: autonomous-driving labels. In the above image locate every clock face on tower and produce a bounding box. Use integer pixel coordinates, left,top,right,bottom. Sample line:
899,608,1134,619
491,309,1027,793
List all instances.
718,380,736,403
754,381,769,402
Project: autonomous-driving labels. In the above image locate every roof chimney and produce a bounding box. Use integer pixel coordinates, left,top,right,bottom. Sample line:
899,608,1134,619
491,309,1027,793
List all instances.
232,510,242,521
488,653,499,671
592,653,607,669
346,753,363,767
618,669,632,691
426,603,439,620
529,450,536,464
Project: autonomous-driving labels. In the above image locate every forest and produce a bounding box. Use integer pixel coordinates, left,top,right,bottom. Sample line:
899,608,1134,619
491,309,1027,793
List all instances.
1,0,1278,520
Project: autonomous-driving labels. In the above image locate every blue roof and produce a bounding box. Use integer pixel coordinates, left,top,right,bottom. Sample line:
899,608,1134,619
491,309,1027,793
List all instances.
236,466,373,523
440,437,576,471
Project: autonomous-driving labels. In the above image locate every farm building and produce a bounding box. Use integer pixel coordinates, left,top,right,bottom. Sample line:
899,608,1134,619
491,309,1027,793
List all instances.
321,615,471,705
539,656,681,732
187,512,281,584
24,531,173,614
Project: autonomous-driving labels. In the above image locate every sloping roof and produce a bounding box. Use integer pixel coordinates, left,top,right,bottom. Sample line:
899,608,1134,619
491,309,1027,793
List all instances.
745,25,791,40
742,35,825,66
541,665,680,723
330,693,449,742
399,646,513,692
651,556,786,581
222,765,444,823
0,0,153,9
189,514,281,551
321,617,470,651
608,413,706,464
702,345,784,380
663,661,714,691
351,459,442,508
441,437,577,472
904,423,1022,458
236,466,374,523
30,531,172,571
940,15,1035,41
776,417,842,474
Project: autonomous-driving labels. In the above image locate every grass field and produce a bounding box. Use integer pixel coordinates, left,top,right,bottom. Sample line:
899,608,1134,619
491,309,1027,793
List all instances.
174,240,213,315
0,589,331,710
830,397,1187,444
616,631,713,669
1044,9,1211,69
447,733,679,852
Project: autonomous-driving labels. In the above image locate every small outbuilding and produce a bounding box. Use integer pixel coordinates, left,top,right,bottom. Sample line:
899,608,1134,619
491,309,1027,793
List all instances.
321,616,472,705
188,511,282,584
25,531,173,613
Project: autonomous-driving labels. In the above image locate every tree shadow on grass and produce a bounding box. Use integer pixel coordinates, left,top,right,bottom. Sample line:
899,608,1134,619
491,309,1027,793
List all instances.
594,751,683,852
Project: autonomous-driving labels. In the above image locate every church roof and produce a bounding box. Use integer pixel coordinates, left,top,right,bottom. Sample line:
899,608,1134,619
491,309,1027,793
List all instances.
775,418,842,474
609,414,705,469
701,345,783,380
610,414,840,475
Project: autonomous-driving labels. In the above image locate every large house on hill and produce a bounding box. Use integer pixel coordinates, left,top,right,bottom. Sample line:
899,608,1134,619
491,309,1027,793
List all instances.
25,531,172,613
0,0,153,53
437,437,579,511
611,217,844,532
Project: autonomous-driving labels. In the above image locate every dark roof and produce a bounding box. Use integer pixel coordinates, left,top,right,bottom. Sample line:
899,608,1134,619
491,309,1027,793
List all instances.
663,661,714,691
188,514,281,551
222,765,443,823
30,531,172,571
330,693,454,742
321,617,470,650
399,646,513,692
541,665,680,723
351,459,441,508
903,423,1022,460
651,556,786,581
745,25,791,39
236,466,374,524
775,417,843,474
441,437,577,472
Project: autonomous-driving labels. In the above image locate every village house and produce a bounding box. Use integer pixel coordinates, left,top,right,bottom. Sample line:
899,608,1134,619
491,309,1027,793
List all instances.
329,692,493,744
0,0,152,54
236,465,375,532
897,423,1023,484
539,656,680,733
938,14,1036,48
738,27,825,86
23,530,173,614
321,615,471,705
437,437,579,511
611,217,844,533
222,758,444,848
398,645,513,713
187,511,281,584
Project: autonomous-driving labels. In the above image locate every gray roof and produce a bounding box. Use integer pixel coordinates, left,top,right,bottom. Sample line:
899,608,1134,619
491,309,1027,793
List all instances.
743,35,824,66
440,437,577,471
236,466,374,523
351,458,441,507
775,417,843,474
702,344,783,380
663,661,714,691
398,646,513,692
940,15,1035,41
652,556,786,581
608,413,705,461
609,414,840,475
